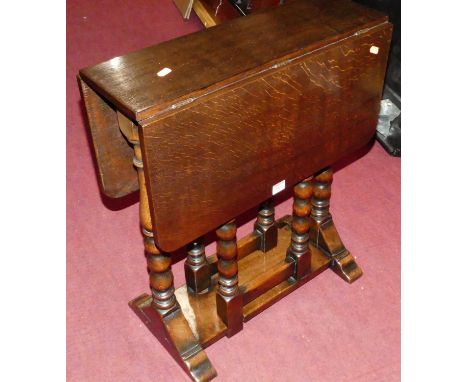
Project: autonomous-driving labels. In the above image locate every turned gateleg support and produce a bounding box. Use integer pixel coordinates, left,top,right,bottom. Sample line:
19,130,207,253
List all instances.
122,117,217,382
185,239,211,294
286,180,313,281
216,220,243,337
254,198,278,252
310,167,362,283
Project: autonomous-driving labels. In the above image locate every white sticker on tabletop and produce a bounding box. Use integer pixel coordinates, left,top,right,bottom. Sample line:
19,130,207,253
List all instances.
272,180,286,196
157,67,172,77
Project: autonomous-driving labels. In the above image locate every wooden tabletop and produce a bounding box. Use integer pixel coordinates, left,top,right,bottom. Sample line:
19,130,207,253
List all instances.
79,0,387,122
78,0,391,251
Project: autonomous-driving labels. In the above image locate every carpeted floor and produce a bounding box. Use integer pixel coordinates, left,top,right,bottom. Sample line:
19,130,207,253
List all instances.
67,1,400,381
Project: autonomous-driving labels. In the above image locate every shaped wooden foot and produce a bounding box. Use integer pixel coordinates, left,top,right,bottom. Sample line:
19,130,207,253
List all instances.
330,249,362,284
130,295,217,382
310,168,362,283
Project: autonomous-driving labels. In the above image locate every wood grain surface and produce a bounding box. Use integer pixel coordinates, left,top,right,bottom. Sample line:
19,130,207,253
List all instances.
142,23,392,251
79,0,388,121
78,78,138,198
78,0,392,249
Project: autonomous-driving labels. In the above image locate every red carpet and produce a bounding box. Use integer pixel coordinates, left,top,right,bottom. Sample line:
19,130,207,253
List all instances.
67,1,400,380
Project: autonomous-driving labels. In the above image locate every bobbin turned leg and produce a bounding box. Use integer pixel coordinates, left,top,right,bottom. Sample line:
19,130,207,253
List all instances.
254,199,278,252
286,180,313,280
216,220,243,337
185,239,211,294
124,120,216,382
310,167,362,283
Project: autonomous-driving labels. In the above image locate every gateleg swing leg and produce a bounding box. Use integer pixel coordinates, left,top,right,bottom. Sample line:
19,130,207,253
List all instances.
185,239,211,294
254,198,278,253
286,179,313,281
215,220,243,337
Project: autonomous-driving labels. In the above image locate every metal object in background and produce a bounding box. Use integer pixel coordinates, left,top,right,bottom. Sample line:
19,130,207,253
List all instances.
231,0,250,14
376,85,401,156
377,100,400,138
355,0,400,156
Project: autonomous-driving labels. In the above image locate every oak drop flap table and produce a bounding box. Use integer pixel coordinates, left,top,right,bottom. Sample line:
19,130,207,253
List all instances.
78,0,392,380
